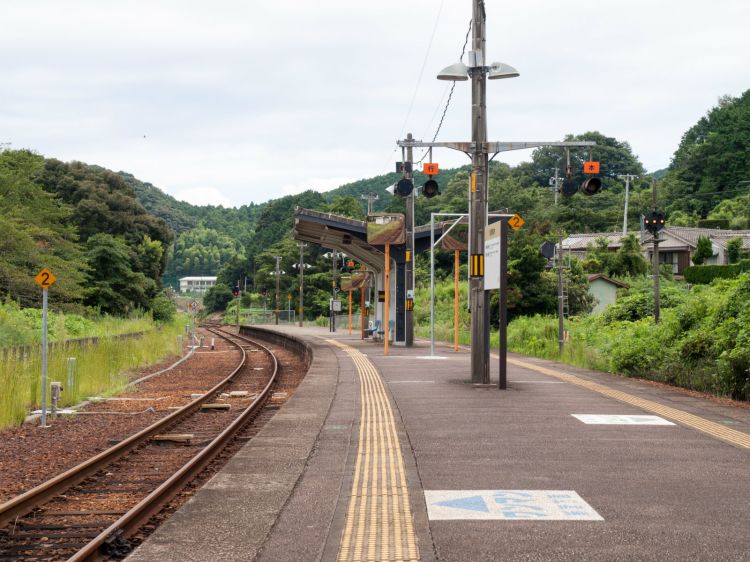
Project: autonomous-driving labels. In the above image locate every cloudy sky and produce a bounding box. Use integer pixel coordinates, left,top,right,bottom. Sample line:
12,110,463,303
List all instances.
2,1,749,207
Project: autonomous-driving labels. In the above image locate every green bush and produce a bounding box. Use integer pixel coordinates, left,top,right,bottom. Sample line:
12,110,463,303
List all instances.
151,293,177,323
684,260,750,284
697,219,730,229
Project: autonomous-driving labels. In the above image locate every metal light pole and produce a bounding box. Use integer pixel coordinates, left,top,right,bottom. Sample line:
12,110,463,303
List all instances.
557,232,565,354
274,256,281,325
297,242,306,327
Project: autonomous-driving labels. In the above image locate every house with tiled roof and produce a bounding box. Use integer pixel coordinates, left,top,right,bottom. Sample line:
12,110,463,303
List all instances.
562,227,750,276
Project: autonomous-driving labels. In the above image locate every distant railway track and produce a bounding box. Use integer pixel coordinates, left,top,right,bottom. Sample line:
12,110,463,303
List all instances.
0,327,305,561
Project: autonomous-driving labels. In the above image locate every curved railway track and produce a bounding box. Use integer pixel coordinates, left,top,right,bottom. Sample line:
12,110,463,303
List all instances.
0,327,302,561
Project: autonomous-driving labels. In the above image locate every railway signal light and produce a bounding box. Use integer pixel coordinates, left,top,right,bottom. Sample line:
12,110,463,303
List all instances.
580,177,602,195
395,178,414,197
422,179,441,198
644,210,666,234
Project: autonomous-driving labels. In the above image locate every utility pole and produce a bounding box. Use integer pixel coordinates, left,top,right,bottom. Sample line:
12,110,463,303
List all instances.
468,0,491,384
361,192,379,215
404,133,415,346
274,256,281,325
651,179,661,323
618,174,638,235
397,0,595,384
549,167,560,206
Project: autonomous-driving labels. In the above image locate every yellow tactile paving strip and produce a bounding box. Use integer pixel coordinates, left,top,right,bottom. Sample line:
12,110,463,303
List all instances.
328,340,420,562
509,357,750,451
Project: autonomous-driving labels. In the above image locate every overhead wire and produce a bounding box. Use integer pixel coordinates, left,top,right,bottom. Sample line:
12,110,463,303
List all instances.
395,0,445,142
379,0,446,180
415,18,473,166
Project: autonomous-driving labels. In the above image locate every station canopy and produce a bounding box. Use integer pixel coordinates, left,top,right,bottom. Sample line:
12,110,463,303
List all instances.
293,207,463,270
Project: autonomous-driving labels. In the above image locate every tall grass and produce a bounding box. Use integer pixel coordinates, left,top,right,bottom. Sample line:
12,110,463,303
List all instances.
0,316,186,430
0,300,157,347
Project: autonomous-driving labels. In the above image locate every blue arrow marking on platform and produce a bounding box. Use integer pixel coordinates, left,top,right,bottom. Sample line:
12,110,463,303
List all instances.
435,495,489,513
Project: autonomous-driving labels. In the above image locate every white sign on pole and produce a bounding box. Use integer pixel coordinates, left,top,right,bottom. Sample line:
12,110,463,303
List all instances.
484,223,501,290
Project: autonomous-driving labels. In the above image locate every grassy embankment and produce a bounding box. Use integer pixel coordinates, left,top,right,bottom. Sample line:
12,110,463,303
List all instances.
0,302,187,429
414,275,750,401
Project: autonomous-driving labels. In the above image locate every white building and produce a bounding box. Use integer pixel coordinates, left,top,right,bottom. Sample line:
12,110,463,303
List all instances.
179,276,217,293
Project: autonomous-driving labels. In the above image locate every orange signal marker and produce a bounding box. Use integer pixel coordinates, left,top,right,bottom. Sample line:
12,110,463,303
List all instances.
583,161,600,174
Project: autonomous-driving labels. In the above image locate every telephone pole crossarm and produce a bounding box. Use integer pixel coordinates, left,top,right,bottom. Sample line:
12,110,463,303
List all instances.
396,139,596,155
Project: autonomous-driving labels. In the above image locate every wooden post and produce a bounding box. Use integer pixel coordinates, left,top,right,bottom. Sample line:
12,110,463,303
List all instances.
454,250,460,352
384,243,390,355
348,290,352,335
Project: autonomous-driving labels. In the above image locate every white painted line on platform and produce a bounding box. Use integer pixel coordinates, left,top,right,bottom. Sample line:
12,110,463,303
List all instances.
572,414,675,425
511,381,565,384
414,355,449,360
425,490,603,521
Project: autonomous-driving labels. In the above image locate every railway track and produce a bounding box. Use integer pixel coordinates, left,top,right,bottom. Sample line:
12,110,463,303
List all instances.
0,327,303,561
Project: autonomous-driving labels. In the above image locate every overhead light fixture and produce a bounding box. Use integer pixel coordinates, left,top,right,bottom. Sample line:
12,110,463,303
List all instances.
488,62,520,80
437,62,469,81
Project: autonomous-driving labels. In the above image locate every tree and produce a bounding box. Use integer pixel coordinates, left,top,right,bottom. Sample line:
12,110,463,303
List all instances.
692,236,714,265
324,195,366,220
664,90,750,217
83,233,156,315
613,234,649,277
0,150,87,308
726,237,743,264
203,283,233,312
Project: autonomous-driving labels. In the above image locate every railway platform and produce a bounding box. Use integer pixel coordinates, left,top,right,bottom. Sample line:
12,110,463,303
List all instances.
129,326,750,562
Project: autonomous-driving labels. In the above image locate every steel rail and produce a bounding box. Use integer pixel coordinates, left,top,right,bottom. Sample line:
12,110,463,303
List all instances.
70,328,279,561
0,328,247,529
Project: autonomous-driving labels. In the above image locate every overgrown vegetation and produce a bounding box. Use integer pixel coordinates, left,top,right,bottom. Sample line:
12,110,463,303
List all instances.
0,315,186,429
0,301,159,347
505,275,750,401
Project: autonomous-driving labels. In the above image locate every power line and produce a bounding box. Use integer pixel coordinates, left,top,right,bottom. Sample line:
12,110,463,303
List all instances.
396,0,445,142
416,18,472,166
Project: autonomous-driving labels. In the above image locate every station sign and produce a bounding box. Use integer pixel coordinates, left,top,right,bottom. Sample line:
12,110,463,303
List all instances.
484,224,501,290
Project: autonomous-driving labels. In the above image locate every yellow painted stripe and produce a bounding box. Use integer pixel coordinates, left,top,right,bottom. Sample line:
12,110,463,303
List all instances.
509,357,750,450
329,339,420,562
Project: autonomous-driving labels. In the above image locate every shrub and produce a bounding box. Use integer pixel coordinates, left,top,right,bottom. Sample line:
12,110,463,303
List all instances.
684,260,750,284
151,293,176,323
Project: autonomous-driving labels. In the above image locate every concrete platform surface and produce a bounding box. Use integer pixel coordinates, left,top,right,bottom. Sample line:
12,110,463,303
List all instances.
129,326,750,562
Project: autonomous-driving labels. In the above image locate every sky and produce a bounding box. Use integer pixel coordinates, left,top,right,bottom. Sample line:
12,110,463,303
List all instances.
1,1,749,208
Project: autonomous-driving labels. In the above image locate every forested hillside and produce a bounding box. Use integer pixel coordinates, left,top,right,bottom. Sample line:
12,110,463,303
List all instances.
0,150,174,318
662,90,750,228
